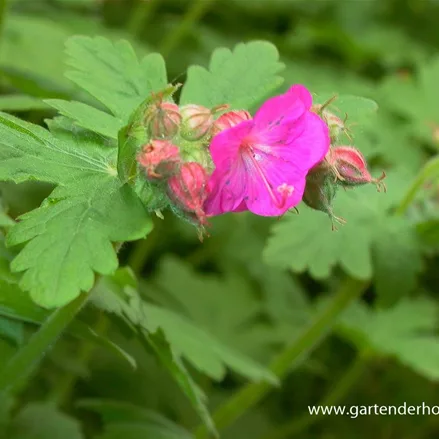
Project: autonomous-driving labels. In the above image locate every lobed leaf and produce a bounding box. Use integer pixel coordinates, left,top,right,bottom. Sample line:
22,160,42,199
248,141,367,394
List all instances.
336,298,439,380
180,41,284,109
65,36,167,121
0,112,152,307
264,173,423,304
45,100,123,140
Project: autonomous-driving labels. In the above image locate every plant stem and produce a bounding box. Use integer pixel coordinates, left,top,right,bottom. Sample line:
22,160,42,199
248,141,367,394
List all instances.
194,277,368,438
0,292,89,396
127,0,158,39
160,0,216,57
260,349,372,439
128,229,159,275
395,155,439,215
48,311,109,407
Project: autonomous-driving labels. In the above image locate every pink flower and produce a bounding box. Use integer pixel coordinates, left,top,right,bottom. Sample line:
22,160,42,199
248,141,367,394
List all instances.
204,85,330,216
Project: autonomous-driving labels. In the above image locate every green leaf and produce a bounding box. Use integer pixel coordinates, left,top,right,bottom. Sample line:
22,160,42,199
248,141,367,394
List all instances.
0,317,24,346
0,95,50,112
77,399,192,437
379,57,439,144
0,273,136,368
315,93,378,124
95,423,191,439
143,330,216,438
93,269,278,384
372,218,423,307
45,100,123,140
264,173,423,302
336,298,439,380
0,200,14,229
0,113,152,307
65,36,168,121
143,256,279,361
8,403,84,439
180,41,284,109
0,112,113,185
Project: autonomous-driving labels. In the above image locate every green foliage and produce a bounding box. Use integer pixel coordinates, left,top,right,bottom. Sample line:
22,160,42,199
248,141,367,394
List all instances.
93,268,278,384
1,114,152,307
45,100,123,140
65,36,167,121
264,174,424,304
7,403,84,439
380,56,439,144
180,41,284,109
336,298,439,380
0,1,438,439
144,256,278,360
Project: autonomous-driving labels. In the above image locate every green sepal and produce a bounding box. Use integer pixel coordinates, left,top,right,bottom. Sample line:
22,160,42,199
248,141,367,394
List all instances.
117,83,181,184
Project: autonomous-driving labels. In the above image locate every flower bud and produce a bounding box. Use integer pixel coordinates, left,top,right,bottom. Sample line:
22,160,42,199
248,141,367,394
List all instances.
180,104,230,141
213,110,252,135
167,162,210,226
144,101,181,140
327,146,386,191
303,162,346,230
312,103,346,142
137,139,181,179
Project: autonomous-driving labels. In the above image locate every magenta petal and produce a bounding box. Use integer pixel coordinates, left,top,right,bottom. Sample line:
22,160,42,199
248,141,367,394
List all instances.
204,83,328,219
242,152,307,216
209,120,253,166
232,200,248,213
253,89,306,133
204,161,247,216
286,111,330,167
287,84,313,109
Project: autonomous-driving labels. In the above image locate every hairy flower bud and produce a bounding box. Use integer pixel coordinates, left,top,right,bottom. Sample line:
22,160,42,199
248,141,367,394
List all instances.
180,104,230,141
311,103,346,142
144,101,181,140
137,140,181,179
213,110,252,135
327,146,386,191
167,162,210,226
303,162,346,230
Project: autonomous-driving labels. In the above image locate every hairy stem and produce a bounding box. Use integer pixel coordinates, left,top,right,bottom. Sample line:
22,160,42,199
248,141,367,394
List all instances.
127,0,158,38
261,349,372,439
0,292,90,396
160,0,216,57
194,277,368,438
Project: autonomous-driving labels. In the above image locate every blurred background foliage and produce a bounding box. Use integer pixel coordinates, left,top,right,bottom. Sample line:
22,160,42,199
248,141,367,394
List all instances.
1,0,439,438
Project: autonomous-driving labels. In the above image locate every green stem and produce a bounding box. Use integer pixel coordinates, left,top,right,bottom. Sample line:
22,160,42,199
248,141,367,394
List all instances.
0,292,89,396
48,311,109,407
160,0,216,57
395,155,439,216
127,0,158,38
128,228,159,275
260,349,372,439
194,277,368,438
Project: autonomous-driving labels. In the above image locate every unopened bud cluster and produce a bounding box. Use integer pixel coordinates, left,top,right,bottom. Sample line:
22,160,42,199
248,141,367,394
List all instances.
305,100,386,229
136,91,242,234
